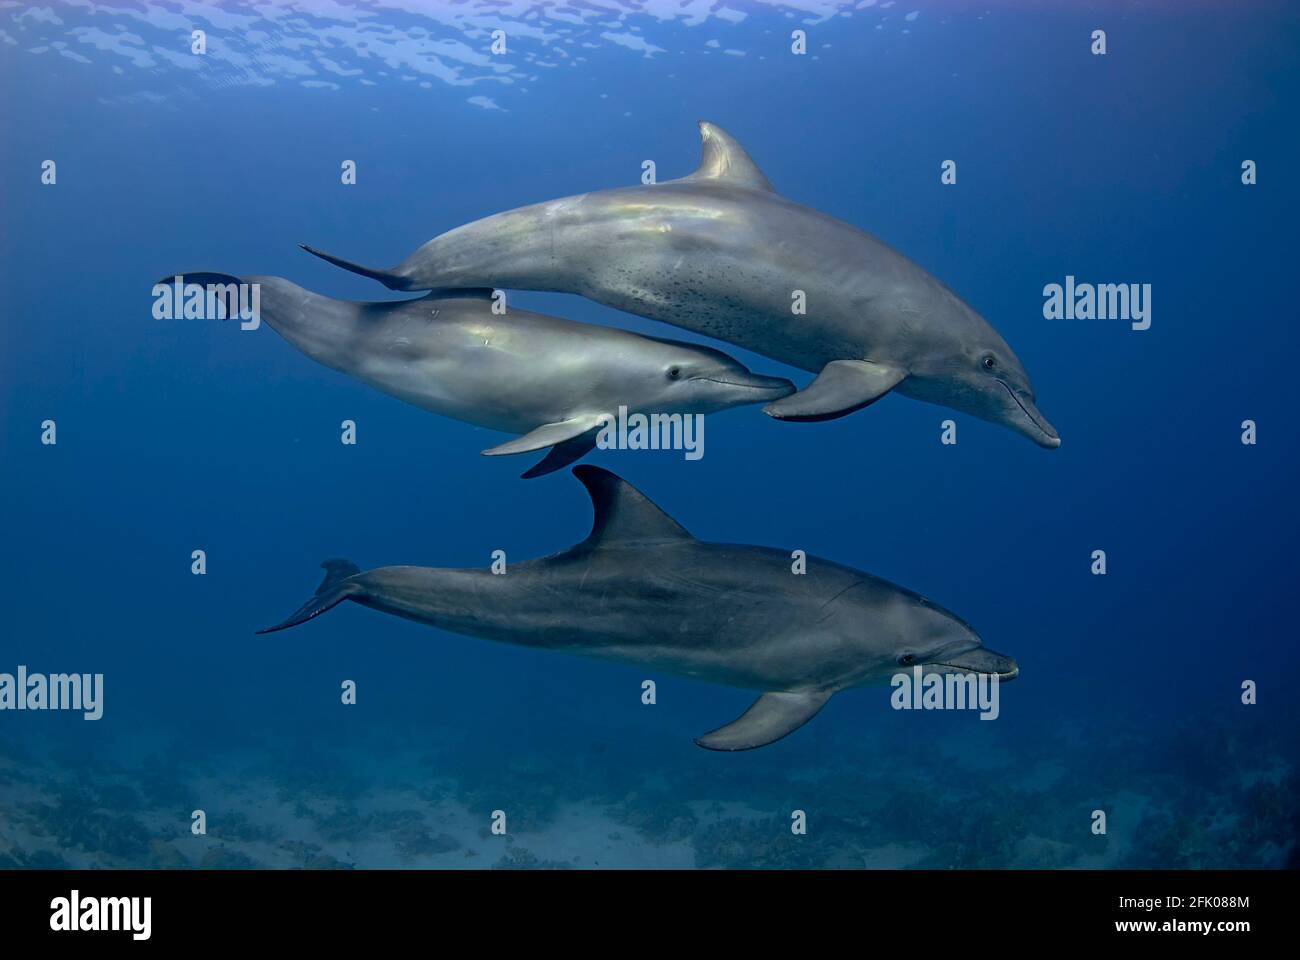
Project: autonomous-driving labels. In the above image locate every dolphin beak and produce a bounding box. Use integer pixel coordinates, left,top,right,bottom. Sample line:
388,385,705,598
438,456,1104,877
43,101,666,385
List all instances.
927,646,1019,681
700,373,796,402
1001,382,1060,449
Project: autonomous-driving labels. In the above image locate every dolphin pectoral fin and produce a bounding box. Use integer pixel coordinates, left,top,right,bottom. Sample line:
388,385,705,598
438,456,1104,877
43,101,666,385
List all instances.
299,243,413,291
694,690,832,752
520,430,599,480
482,416,606,457
763,360,905,423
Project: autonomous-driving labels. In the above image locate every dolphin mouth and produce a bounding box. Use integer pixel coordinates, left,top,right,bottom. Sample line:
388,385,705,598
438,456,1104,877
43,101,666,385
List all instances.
698,374,796,401
926,646,1019,681
999,380,1060,449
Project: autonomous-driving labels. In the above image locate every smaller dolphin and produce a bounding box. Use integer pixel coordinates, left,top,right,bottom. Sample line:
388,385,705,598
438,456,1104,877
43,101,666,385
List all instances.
258,466,1018,750
164,273,793,478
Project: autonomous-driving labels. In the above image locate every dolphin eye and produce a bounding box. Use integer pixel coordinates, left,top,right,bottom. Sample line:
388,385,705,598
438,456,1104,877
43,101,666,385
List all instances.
981,355,996,371
898,654,916,666
667,366,682,380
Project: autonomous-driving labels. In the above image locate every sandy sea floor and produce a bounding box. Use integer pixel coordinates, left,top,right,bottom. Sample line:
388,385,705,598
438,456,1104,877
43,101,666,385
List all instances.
2,710,1295,870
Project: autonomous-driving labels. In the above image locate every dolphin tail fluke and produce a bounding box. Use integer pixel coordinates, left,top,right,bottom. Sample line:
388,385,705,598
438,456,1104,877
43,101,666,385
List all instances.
256,559,363,634
694,690,832,751
154,271,243,288
299,244,413,291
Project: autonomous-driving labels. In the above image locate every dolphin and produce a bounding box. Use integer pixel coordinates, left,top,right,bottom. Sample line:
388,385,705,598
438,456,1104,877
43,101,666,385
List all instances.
301,121,1059,448
258,466,1018,750
165,273,793,478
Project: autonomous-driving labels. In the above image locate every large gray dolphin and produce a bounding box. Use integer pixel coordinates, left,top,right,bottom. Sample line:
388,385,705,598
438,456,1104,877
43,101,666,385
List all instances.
258,466,1018,750
169,272,792,478
302,121,1059,448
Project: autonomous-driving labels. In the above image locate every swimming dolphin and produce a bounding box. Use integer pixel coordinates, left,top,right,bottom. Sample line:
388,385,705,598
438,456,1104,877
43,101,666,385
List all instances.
164,273,793,478
301,121,1059,448
258,466,1018,750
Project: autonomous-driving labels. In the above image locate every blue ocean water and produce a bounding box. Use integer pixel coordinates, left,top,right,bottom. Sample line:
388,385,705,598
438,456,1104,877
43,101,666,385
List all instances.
1,1,1297,869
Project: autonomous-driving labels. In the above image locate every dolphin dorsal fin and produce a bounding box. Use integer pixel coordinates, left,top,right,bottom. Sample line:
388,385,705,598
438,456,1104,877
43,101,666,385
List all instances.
683,121,774,192
572,465,692,547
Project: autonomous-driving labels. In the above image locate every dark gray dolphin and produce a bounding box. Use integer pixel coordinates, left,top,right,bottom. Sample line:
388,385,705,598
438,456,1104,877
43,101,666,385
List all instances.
302,121,1059,448
258,466,1017,750
168,273,792,478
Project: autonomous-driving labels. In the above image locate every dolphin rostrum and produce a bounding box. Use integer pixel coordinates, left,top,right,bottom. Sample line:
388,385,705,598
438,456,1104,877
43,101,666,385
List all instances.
258,466,1018,750
302,121,1059,448
167,273,793,478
